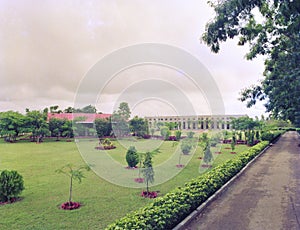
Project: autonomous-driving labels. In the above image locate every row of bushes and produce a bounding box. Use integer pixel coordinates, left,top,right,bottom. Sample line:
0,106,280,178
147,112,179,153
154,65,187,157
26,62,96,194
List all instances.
106,141,270,230
260,131,282,142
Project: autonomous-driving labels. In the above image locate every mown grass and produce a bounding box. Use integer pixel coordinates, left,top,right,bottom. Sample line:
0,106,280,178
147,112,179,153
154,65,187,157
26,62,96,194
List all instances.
0,138,249,229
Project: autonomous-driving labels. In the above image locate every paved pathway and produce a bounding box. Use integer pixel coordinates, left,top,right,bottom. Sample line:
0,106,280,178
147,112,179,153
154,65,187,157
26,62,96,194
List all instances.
186,131,300,230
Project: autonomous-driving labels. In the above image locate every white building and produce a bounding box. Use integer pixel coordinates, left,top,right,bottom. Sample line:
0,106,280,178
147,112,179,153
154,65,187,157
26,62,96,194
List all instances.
145,115,246,130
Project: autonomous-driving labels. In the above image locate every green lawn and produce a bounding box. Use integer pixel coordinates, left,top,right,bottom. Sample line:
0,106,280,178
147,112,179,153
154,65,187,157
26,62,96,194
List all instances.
0,138,249,229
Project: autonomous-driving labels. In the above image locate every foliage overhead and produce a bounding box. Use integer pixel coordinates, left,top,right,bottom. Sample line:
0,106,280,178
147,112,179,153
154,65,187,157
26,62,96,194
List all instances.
203,0,300,127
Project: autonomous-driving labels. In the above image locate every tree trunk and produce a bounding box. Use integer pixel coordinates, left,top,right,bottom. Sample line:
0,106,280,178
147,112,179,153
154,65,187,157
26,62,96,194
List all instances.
146,179,149,193
69,176,73,203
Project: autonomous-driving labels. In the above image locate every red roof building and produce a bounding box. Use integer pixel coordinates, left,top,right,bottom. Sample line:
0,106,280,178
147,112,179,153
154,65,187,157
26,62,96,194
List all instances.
47,113,111,123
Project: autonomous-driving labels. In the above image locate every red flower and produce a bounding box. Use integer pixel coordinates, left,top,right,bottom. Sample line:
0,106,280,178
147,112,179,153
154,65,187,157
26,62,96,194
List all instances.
61,201,81,210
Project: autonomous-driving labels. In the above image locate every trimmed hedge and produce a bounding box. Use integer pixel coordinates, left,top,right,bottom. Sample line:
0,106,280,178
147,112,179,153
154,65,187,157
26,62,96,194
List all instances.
106,141,270,230
261,130,283,142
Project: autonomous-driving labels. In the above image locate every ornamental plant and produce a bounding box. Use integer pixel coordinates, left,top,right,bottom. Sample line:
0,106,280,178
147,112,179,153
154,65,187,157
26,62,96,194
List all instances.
231,135,236,152
56,164,90,209
203,141,213,165
175,130,182,141
142,152,154,194
186,131,195,139
160,126,170,140
126,146,139,168
0,170,24,202
181,140,192,155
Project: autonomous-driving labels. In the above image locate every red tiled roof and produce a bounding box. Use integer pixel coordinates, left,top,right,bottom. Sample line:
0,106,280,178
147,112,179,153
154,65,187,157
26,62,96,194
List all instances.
47,113,111,123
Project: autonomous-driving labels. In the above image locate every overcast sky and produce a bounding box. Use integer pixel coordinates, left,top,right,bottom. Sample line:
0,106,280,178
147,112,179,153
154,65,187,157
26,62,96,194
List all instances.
0,0,267,118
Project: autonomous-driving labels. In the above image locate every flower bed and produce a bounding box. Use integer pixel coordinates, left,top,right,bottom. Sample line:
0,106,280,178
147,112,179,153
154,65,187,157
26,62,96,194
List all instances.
201,164,212,168
95,145,116,150
125,166,138,170
60,201,80,210
168,136,177,141
176,164,185,168
106,141,270,230
134,178,144,183
222,139,232,144
141,191,158,199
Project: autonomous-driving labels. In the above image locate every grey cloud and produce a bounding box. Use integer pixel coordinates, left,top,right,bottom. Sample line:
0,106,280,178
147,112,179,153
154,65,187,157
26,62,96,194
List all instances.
0,0,266,117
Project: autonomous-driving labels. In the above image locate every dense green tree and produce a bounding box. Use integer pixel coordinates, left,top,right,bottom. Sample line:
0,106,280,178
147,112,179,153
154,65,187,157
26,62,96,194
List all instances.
231,116,260,131
111,102,131,137
0,111,26,142
26,110,50,143
94,118,112,138
165,122,177,130
78,105,97,113
64,107,75,113
49,118,65,141
61,120,74,138
116,102,131,120
129,116,148,137
49,105,62,113
203,0,300,127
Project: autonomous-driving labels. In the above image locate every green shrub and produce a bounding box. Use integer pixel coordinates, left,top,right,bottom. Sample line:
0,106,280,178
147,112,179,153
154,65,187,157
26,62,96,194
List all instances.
186,131,195,139
160,126,170,140
126,146,139,167
181,139,194,155
106,141,269,230
181,142,192,155
0,170,24,202
175,130,182,141
261,131,283,142
261,132,274,141
203,141,213,164
210,133,221,147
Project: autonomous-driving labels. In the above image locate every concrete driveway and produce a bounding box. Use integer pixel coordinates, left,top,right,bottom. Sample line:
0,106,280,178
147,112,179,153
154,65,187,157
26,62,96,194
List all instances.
185,131,300,230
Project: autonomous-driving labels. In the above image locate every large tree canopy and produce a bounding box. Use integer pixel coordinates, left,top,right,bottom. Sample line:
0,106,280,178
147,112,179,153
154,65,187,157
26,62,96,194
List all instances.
202,0,300,127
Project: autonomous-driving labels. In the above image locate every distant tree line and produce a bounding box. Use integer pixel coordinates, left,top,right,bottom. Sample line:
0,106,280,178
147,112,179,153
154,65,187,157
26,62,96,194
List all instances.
0,103,149,143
